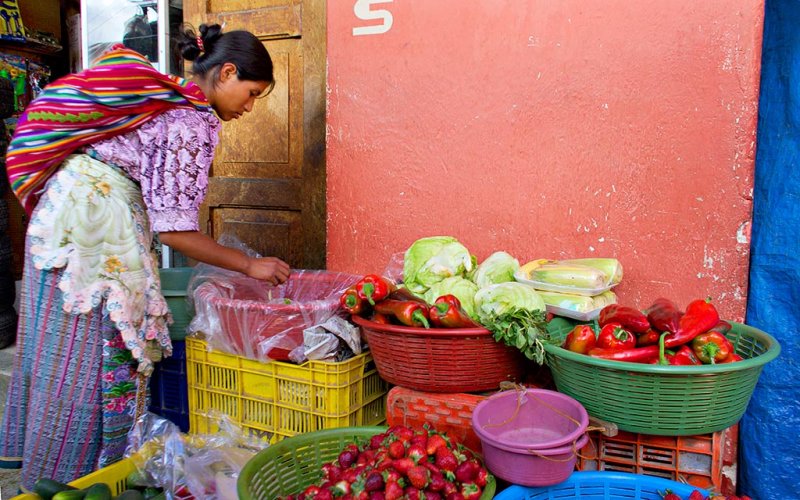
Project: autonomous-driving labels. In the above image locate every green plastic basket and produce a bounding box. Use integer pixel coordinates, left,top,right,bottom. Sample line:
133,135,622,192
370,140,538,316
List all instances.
159,267,194,340
544,318,781,436
238,426,497,500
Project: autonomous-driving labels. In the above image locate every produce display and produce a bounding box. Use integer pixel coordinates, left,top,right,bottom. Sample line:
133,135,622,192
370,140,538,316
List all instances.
662,490,752,500
279,425,493,500
561,297,743,365
31,476,172,500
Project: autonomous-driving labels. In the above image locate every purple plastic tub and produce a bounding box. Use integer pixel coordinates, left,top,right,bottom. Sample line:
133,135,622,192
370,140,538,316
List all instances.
471,388,590,486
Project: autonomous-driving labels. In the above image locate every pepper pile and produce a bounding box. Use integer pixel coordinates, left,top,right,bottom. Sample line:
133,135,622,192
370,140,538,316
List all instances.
280,425,491,500
340,275,479,329
562,298,743,365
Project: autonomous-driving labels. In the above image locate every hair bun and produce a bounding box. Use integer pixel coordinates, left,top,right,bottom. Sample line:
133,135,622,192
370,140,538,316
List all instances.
178,23,223,62
198,24,223,56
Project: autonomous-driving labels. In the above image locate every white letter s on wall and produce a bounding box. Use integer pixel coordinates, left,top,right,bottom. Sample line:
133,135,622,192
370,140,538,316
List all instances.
353,0,394,36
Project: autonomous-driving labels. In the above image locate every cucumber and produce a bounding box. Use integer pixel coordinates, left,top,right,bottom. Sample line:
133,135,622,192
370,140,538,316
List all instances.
83,482,113,500
33,478,77,500
125,470,150,489
52,490,87,500
115,490,146,500
142,487,162,499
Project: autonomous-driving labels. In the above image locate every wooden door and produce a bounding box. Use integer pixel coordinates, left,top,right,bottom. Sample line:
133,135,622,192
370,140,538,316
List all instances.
185,0,327,269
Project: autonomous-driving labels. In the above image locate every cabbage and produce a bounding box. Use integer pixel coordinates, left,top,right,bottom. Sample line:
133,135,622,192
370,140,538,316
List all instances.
424,276,480,319
403,236,474,294
474,282,545,322
473,251,520,289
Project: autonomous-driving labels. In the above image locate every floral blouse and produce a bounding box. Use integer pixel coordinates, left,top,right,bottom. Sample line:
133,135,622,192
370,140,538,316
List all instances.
87,107,221,232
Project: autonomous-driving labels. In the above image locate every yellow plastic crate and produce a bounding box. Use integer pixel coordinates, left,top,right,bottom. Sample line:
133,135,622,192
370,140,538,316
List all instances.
10,458,136,499
186,337,388,442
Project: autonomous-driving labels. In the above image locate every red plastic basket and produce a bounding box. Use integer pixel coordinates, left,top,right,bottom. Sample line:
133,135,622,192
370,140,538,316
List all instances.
352,315,526,392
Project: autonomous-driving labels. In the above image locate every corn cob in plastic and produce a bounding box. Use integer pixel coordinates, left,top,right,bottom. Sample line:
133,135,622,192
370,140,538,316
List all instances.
560,258,623,285
537,290,618,313
520,260,610,289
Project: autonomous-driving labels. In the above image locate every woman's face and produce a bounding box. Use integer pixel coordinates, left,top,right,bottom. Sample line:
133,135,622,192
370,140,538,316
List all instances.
209,63,270,121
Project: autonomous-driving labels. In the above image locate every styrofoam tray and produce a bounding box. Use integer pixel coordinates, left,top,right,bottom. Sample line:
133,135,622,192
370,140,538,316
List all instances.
545,304,603,322
514,269,616,296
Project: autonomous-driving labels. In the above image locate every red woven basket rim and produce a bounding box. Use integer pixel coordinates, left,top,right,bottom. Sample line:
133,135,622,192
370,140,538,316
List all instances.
352,314,492,337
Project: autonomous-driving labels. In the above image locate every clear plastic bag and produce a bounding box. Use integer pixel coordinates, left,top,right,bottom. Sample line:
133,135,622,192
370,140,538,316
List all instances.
187,235,360,362
126,411,269,500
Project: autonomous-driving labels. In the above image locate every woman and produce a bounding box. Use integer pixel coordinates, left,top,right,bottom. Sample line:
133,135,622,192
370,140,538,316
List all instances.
0,24,290,490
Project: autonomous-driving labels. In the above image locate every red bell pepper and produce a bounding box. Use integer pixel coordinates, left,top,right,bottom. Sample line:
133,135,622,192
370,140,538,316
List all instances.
636,328,661,347
340,286,369,316
597,322,636,350
563,324,597,354
691,331,734,364
587,345,659,363
719,352,744,363
388,287,429,305
707,320,732,335
356,274,396,306
429,295,480,328
598,305,650,334
656,332,702,365
644,298,683,334
374,299,430,328
663,298,720,349
369,312,393,324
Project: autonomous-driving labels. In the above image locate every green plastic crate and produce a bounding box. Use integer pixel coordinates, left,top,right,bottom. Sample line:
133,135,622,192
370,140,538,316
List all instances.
238,427,496,500
159,267,194,340
544,318,780,436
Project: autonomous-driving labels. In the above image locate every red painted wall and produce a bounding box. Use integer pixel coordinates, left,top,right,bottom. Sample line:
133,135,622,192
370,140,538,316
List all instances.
326,1,764,320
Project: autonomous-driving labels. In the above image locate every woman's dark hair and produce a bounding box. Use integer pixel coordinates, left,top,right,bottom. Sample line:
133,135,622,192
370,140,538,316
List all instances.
178,24,274,93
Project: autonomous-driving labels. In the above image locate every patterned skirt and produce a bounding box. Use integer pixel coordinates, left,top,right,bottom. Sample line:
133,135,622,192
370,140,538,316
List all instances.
0,154,172,491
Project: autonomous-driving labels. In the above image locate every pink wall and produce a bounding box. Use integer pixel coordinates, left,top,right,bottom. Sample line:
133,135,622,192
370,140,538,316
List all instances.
326,1,764,320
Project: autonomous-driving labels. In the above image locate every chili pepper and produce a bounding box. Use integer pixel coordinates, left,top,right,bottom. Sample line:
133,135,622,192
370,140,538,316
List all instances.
369,312,393,324
597,322,636,350
340,286,369,316
587,345,659,363
691,331,734,364
645,298,683,334
429,296,480,328
707,320,732,335
663,298,720,348
388,287,429,305
374,299,430,328
563,324,597,354
636,328,661,347
657,333,701,365
719,352,744,363
598,304,650,334
356,274,396,306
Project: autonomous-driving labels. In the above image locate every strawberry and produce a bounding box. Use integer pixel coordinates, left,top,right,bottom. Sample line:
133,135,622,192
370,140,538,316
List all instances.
315,490,334,500
407,444,427,464
368,493,386,500
322,463,343,482
445,492,465,500
382,469,402,484
303,485,321,497
474,468,488,488
388,440,406,459
442,482,458,497
459,483,482,500
332,480,352,496
356,449,376,467
384,481,404,500
388,425,415,443
688,491,705,500
454,460,479,483
370,433,388,450
392,457,416,475
404,487,422,500
411,433,429,449
428,471,447,492
435,448,458,472
375,455,394,472
424,492,443,500
365,472,385,492
339,449,359,468
407,465,431,489
661,491,681,500
426,434,448,455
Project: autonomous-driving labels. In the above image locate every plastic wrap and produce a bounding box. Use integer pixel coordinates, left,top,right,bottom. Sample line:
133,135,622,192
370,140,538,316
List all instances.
187,235,359,362
125,412,269,500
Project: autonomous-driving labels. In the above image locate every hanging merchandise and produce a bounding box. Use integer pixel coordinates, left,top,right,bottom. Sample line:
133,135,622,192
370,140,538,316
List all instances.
27,61,51,99
0,53,27,112
0,0,26,42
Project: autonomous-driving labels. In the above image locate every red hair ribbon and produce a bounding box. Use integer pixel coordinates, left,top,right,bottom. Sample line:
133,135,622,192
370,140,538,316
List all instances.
196,36,204,53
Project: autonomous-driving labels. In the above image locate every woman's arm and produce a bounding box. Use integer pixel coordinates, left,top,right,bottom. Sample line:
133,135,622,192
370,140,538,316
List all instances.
159,231,291,284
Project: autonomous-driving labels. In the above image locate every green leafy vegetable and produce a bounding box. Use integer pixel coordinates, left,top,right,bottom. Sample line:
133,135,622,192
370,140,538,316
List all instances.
403,236,474,294
473,251,520,289
424,276,479,319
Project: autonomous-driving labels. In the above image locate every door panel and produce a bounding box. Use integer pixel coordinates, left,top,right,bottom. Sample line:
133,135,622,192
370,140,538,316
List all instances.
186,0,326,269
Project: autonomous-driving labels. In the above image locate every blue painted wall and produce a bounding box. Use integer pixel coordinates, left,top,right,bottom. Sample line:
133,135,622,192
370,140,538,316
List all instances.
741,0,800,497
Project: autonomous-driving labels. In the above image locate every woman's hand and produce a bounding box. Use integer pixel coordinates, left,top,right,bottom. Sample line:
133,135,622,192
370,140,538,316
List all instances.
245,256,291,285
159,231,292,284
